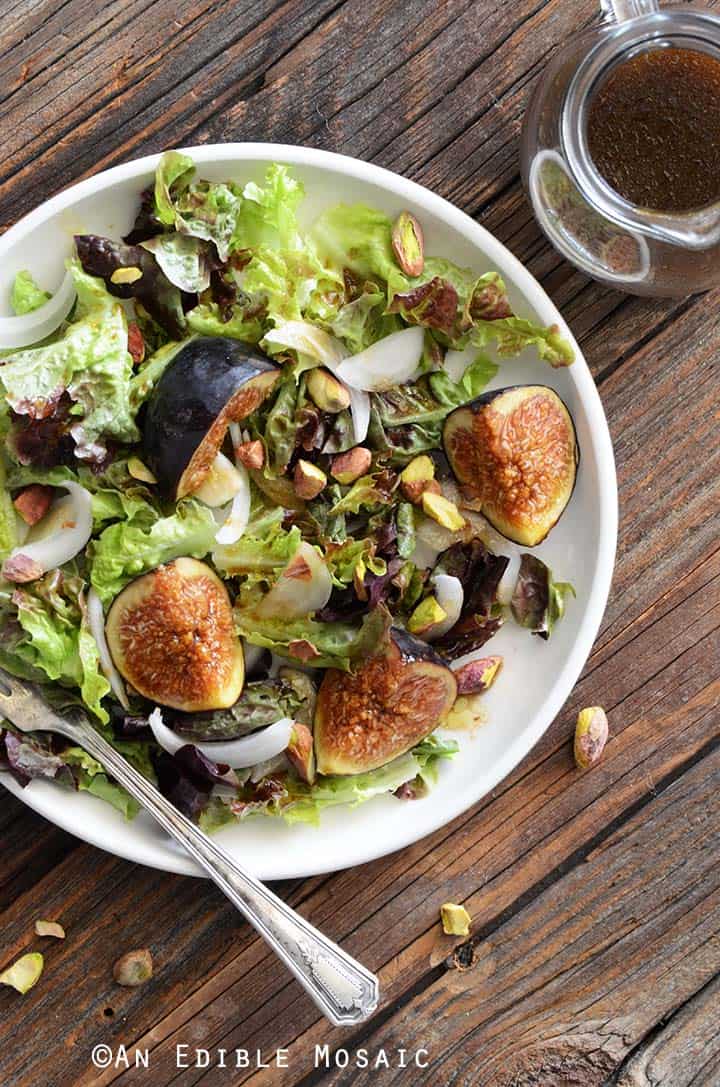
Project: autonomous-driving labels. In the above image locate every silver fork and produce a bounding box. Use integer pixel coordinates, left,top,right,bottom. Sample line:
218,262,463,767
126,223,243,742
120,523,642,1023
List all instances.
0,667,379,1026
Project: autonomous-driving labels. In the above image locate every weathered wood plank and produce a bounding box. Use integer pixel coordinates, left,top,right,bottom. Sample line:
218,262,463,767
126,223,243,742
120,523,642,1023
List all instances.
614,973,720,1087
2,3,720,1085
82,555,720,1086
249,751,720,1086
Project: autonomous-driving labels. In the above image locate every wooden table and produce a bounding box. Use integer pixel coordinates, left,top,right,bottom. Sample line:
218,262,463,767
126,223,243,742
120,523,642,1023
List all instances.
2,1,719,1083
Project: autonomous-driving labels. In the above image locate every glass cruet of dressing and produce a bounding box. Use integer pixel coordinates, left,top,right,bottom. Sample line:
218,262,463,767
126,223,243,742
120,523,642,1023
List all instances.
520,1,720,296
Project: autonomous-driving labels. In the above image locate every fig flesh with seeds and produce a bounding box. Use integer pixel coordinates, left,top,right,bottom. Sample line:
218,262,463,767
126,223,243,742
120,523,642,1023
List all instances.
142,337,278,499
105,557,244,712
443,385,578,547
314,628,457,775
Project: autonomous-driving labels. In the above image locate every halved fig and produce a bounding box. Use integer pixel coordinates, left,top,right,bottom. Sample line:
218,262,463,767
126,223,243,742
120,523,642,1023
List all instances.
142,337,279,499
314,628,457,775
105,557,244,712
443,385,578,547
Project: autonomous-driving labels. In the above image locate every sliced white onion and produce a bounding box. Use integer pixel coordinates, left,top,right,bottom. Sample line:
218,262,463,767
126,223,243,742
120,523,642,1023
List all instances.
262,320,345,367
0,270,76,351
193,452,245,508
444,346,476,383
347,385,371,444
87,588,129,710
4,482,92,575
148,707,294,768
214,462,251,545
335,326,424,392
256,541,332,619
426,574,464,640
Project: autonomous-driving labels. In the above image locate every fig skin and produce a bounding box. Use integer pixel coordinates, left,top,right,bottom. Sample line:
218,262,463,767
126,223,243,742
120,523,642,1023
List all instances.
443,385,578,547
314,628,457,775
142,337,279,499
105,557,245,712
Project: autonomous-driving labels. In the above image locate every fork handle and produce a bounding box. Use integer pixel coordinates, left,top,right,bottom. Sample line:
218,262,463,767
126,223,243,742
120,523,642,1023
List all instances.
74,726,379,1026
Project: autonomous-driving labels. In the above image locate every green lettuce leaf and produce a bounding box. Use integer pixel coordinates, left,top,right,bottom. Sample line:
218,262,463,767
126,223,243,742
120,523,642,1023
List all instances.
311,203,398,284
0,456,18,561
233,604,391,670
470,316,574,368
11,271,50,315
186,302,263,343
90,499,217,605
62,748,140,819
8,572,110,722
0,262,139,460
373,353,498,429
213,733,458,826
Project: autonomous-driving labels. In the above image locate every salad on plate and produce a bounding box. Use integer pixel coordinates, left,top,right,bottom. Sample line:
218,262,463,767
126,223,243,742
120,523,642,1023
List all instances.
0,152,578,832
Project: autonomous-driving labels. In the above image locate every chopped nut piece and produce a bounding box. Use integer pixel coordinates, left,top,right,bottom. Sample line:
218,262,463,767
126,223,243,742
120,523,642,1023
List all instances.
421,491,466,532
574,706,609,769
454,655,503,695
2,554,43,583
331,447,372,485
110,266,143,285
34,920,65,939
0,952,44,994
400,455,437,504
234,439,265,470
286,723,316,785
13,484,53,526
288,638,321,661
293,459,327,500
127,456,157,484
113,948,153,987
408,596,447,635
306,369,351,413
127,321,145,365
392,211,425,277
440,903,471,937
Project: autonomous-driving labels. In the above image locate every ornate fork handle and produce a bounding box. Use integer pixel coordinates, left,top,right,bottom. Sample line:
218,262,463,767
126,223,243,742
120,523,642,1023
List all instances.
1,674,379,1027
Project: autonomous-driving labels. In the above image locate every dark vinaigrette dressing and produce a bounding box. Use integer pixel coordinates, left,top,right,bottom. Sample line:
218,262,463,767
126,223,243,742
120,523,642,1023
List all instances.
587,47,720,213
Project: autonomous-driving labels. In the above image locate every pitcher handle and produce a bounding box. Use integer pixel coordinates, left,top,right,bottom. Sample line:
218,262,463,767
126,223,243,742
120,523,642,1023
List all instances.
600,0,659,20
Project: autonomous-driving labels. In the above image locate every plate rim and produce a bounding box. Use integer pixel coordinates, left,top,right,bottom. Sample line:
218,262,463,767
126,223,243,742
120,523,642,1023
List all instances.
0,143,618,879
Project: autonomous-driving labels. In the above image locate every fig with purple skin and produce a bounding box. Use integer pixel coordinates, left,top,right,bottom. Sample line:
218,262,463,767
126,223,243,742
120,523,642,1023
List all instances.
314,628,457,775
142,337,279,500
443,385,578,547
105,558,244,712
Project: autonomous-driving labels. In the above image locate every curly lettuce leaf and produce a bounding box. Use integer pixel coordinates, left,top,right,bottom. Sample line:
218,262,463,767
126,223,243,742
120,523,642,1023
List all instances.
0,263,139,462
433,539,510,659
0,456,17,561
75,234,186,340
470,317,574,368
311,203,398,284
210,733,458,827
510,553,575,639
140,233,211,293
7,573,110,722
90,499,217,605
11,271,50,315
372,354,498,430
186,302,263,343
62,748,140,819
233,603,391,670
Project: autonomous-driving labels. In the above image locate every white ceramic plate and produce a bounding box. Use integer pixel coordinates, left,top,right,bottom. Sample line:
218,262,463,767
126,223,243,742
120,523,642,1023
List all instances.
0,145,617,880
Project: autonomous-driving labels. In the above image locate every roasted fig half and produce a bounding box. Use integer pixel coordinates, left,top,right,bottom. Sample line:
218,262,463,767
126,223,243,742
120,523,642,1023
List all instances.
106,557,245,712
143,337,279,499
443,385,578,547
314,628,457,775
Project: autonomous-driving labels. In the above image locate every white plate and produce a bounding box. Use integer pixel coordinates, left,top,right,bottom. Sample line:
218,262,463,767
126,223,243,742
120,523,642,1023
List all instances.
0,145,617,880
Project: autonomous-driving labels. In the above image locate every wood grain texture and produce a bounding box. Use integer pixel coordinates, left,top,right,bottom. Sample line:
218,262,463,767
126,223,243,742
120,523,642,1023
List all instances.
1,1,719,1084
615,974,720,1087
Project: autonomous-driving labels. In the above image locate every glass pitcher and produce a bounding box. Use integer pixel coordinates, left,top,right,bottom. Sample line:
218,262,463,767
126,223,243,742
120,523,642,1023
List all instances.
520,2,720,296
